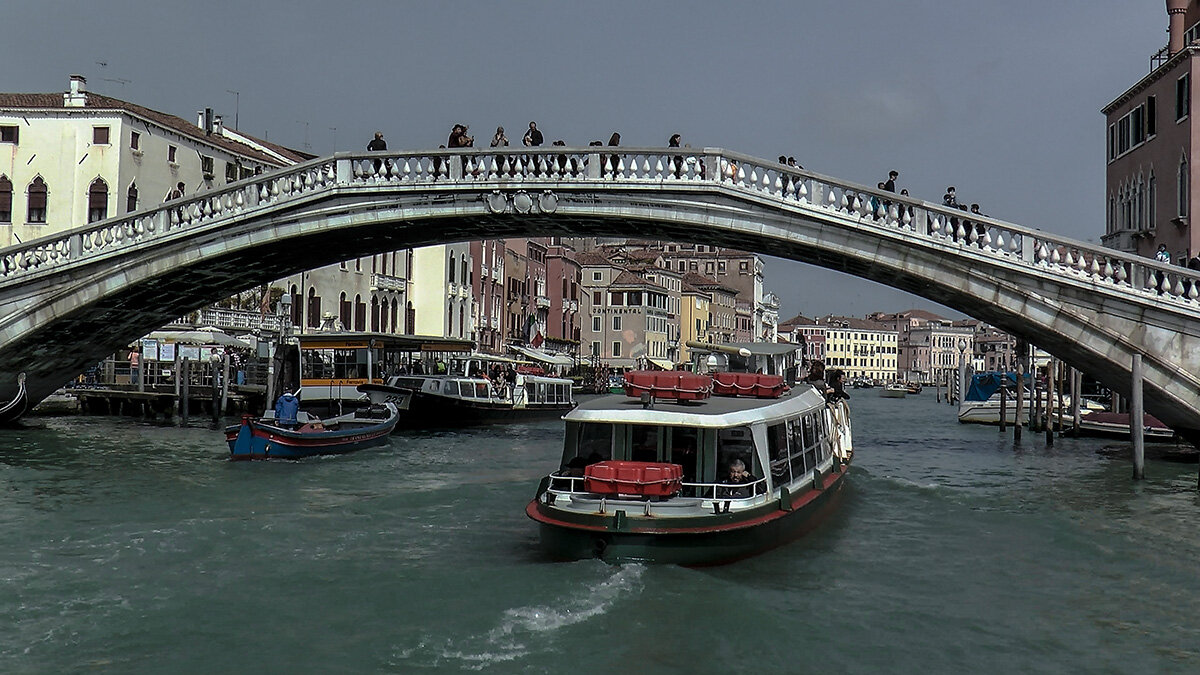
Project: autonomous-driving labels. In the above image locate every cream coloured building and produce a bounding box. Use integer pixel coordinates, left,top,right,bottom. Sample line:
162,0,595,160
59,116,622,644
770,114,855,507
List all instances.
0,75,308,245
410,244,474,339
819,316,899,382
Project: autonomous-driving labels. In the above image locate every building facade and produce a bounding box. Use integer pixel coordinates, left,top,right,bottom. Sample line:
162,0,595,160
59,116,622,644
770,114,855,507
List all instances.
1102,1,1200,264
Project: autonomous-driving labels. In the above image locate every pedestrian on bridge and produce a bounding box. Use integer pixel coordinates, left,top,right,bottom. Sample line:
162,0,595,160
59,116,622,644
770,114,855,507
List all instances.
523,122,543,147
883,170,898,192
367,132,387,173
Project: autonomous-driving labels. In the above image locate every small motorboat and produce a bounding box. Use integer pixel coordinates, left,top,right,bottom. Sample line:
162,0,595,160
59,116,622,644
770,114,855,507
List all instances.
880,383,908,398
225,402,398,460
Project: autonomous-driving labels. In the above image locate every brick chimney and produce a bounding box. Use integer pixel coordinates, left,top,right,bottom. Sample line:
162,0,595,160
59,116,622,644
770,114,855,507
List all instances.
64,74,88,107
1168,0,1189,56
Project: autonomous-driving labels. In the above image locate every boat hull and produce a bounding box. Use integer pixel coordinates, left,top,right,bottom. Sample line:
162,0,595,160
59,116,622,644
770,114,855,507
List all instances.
527,462,849,566
224,408,397,460
880,387,907,398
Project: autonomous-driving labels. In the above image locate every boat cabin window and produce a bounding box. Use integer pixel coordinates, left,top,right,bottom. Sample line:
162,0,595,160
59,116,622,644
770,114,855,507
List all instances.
475,382,490,398
560,422,614,472
668,426,700,484
457,381,474,398
716,426,760,483
630,425,658,462
785,412,825,479
767,422,791,485
301,347,374,381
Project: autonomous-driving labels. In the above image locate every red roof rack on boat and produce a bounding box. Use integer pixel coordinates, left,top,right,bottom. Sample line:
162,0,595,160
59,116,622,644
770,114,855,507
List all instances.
711,372,787,398
623,370,712,401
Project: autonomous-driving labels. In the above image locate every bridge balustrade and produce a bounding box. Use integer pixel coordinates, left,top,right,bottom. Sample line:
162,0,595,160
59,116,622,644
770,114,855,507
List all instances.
2,147,1198,310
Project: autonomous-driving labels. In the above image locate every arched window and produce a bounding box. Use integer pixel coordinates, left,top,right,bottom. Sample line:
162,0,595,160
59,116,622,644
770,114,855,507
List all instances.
354,294,366,331
1179,155,1189,218
447,303,454,336
126,182,138,213
307,287,321,328
405,301,415,335
390,298,398,334
339,292,351,329
380,299,389,334
459,305,465,338
371,296,380,332
448,253,456,283
27,176,47,223
87,178,109,223
461,255,467,285
290,284,301,327
0,176,11,223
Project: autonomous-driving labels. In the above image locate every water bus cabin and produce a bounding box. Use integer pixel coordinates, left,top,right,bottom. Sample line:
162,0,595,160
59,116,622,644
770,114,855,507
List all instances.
291,332,474,415
527,342,853,565
358,351,576,428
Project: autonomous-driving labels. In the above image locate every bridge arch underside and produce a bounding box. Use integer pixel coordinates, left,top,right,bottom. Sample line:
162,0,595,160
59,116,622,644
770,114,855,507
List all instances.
3,185,1198,442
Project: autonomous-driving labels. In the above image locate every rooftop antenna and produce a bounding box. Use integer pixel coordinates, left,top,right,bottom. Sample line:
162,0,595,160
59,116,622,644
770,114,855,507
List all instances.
94,59,132,88
296,120,311,151
226,89,240,130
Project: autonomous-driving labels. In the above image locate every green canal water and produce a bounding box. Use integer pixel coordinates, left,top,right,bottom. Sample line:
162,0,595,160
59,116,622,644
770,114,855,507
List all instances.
1,393,1198,673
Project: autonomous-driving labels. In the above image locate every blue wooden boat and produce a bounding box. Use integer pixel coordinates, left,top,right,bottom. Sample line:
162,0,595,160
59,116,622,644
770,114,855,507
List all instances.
225,403,398,460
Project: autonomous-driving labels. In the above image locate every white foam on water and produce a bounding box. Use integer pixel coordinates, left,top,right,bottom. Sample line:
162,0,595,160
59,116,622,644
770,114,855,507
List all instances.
394,564,646,670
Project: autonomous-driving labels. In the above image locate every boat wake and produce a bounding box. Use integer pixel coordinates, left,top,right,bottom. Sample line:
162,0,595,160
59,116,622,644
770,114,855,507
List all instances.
393,564,645,670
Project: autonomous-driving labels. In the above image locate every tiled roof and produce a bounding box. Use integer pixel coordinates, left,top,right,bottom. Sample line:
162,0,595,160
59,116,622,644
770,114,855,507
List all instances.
575,251,615,267
779,313,817,327
611,270,667,290
681,272,738,295
0,90,311,166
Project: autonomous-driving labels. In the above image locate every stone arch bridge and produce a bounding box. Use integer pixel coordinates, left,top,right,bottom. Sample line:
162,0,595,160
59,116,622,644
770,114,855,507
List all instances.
1,147,1197,440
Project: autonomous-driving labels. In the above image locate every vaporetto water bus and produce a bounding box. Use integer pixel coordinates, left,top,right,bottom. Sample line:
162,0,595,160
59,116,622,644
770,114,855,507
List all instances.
526,343,853,565
358,352,576,428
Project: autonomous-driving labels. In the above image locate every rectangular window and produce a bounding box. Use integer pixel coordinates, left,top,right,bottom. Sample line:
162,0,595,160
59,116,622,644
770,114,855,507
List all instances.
92,126,110,144
611,292,624,306
130,131,140,150
225,162,238,183
591,341,600,356
1107,124,1115,161
168,145,177,163
592,290,602,305
1131,106,1145,146
612,342,622,357
592,271,602,281
1,125,19,144
627,291,641,306
592,316,601,332
612,316,621,331
1177,74,1190,121
1147,96,1157,137
200,155,214,177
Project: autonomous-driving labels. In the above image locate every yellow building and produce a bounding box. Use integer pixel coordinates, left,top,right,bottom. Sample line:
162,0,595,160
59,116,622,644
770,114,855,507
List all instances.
680,281,712,366
819,316,899,382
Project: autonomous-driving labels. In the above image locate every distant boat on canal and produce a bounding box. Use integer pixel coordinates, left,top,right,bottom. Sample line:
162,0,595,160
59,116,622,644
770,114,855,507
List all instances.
225,401,398,460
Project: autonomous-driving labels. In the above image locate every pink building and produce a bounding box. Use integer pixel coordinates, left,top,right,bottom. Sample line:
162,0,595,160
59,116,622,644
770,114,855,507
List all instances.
1102,0,1200,264
545,239,582,355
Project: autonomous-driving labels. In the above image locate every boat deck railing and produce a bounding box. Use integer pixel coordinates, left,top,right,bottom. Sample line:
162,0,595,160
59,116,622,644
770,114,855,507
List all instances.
544,474,773,515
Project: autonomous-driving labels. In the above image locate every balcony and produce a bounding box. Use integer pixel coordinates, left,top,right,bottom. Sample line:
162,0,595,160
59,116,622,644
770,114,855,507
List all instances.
371,273,406,293
536,295,551,309
172,307,282,331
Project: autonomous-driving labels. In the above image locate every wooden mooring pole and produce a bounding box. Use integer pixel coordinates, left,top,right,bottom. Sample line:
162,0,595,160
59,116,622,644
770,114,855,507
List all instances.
1131,354,1145,480
1014,342,1025,443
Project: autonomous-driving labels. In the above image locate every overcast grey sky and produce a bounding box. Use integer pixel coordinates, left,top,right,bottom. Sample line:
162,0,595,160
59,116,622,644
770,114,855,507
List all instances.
2,1,1166,320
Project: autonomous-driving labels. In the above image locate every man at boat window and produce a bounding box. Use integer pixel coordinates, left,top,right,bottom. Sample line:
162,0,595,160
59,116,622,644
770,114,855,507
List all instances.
718,459,756,511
